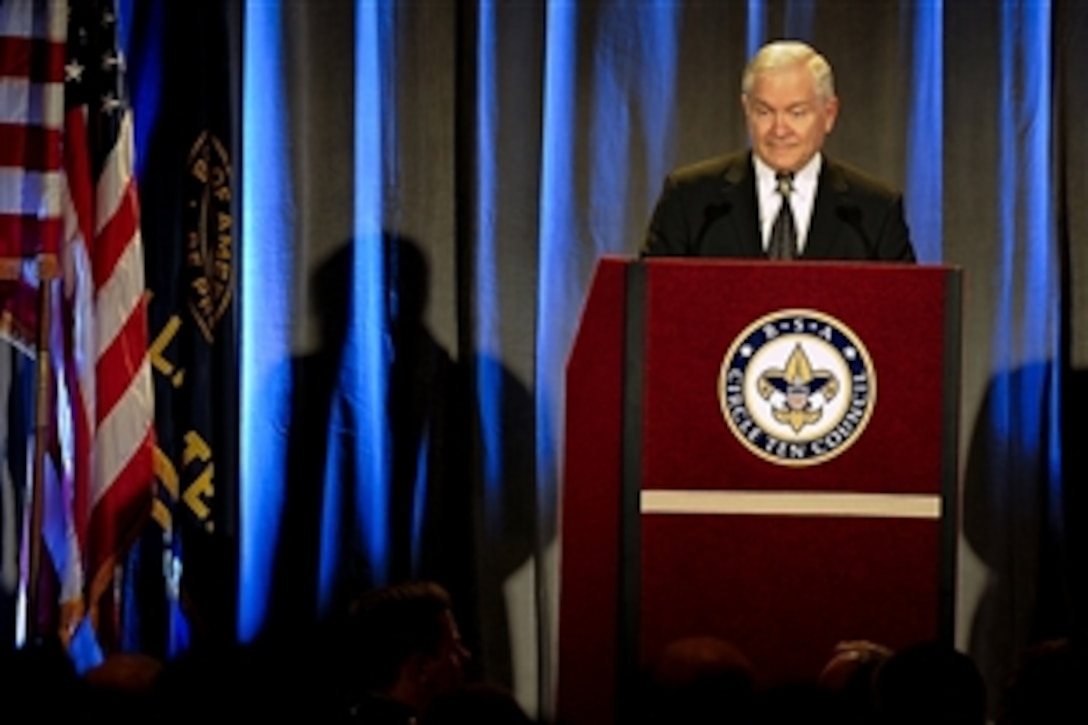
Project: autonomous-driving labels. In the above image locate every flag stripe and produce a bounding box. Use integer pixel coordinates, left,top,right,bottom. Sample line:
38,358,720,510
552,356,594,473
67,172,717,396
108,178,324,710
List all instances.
0,0,67,42
0,124,63,170
94,114,138,235
92,179,139,290
0,215,62,259
93,354,153,508
86,423,153,602
95,290,148,424
62,109,94,251
0,167,64,215
94,230,144,357
0,78,65,128
91,409,153,516
0,35,66,83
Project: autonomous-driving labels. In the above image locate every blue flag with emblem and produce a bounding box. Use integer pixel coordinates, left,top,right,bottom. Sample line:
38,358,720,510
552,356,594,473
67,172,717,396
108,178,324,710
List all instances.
120,0,240,657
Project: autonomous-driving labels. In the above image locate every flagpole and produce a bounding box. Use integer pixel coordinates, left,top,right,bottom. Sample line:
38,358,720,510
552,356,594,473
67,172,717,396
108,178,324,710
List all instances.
25,255,57,644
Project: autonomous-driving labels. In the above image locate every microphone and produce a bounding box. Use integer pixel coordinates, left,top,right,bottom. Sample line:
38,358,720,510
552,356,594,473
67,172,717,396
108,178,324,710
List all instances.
835,204,876,259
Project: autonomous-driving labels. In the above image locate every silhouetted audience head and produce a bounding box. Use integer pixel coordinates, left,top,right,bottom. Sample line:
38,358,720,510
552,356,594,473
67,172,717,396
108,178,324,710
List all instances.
997,636,1086,724
872,640,986,725
82,652,163,721
421,682,534,724
817,639,893,723
642,635,756,723
347,580,471,719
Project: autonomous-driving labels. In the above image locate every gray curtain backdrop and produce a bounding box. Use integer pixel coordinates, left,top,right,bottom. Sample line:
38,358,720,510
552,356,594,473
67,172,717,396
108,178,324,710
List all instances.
247,1,1088,718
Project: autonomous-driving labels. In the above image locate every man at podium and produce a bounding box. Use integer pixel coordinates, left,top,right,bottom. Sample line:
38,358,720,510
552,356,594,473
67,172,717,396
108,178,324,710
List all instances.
641,40,917,263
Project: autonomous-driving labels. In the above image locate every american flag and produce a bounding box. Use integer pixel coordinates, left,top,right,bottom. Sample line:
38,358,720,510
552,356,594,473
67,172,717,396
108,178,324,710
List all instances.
0,0,154,645
0,1,63,341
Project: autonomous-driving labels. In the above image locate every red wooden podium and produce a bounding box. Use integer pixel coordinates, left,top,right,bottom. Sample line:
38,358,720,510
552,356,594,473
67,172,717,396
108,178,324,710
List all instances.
556,257,961,724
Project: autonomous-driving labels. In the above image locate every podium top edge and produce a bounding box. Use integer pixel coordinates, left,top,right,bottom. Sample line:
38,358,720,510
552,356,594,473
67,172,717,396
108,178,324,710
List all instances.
596,255,963,274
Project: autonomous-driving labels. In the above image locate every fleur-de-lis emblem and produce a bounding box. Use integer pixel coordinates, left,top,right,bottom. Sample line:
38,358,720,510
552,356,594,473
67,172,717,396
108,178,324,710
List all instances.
757,343,840,432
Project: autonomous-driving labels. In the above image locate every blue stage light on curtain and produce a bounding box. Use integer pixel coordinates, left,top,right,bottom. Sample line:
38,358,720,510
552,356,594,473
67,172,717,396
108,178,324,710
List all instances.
118,0,163,177
637,9,680,209
239,0,293,640
906,1,942,263
747,1,766,59
346,0,392,587
992,1,1060,496
538,0,576,275
474,3,503,515
586,3,678,260
993,5,1020,444
1014,3,1062,499
536,2,580,530
1018,2,1056,367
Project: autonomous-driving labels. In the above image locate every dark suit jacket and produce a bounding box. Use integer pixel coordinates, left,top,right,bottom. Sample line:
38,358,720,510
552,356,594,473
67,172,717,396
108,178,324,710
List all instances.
641,151,916,262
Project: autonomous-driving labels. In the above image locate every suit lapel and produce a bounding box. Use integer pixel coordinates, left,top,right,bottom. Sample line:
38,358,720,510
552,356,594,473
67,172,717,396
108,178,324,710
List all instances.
721,154,764,257
805,158,849,259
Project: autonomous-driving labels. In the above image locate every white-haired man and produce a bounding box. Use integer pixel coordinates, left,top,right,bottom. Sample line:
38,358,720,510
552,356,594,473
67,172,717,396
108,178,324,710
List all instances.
642,40,916,262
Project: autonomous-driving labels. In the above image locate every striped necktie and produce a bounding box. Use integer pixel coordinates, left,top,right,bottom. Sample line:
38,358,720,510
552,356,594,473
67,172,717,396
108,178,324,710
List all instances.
768,172,797,260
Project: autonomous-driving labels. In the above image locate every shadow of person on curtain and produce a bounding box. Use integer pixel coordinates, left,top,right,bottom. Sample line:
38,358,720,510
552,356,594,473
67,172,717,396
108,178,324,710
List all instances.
961,362,1082,715
261,233,544,698
379,234,480,681
262,232,480,664
261,242,355,645
381,236,550,695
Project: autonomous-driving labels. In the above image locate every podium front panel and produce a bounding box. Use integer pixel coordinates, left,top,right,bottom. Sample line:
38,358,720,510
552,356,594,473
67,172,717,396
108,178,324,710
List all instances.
634,259,957,685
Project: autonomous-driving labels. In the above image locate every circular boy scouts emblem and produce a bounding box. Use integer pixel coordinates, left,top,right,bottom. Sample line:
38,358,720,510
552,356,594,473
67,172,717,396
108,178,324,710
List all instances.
718,309,876,467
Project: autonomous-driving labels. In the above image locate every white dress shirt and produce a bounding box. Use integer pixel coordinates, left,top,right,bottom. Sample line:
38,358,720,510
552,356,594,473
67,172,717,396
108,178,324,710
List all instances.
754,153,821,254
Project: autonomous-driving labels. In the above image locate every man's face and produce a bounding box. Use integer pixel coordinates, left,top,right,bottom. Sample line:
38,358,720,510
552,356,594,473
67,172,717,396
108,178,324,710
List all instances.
743,62,838,173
